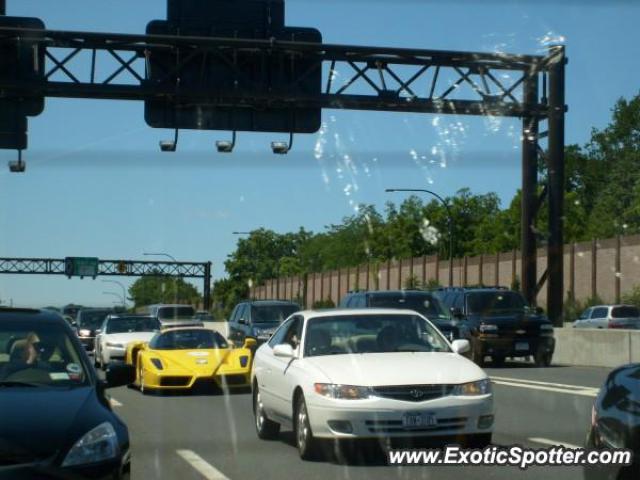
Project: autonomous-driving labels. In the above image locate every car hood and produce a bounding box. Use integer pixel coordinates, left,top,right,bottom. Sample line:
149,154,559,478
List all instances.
104,332,156,345
251,322,280,331
154,348,235,374
0,386,95,461
303,352,485,386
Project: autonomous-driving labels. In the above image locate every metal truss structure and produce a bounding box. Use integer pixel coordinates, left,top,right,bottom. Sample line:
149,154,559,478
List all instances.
0,258,213,309
0,8,566,323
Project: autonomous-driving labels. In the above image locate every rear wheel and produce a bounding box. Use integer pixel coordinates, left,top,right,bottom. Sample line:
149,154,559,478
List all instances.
491,355,505,367
253,383,280,439
295,394,320,460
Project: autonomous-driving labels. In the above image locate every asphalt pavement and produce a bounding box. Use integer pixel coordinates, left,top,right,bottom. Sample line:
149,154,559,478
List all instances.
104,361,611,480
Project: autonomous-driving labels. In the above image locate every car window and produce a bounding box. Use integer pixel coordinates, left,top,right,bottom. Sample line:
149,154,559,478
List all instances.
251,304,299,323
106,317,160,334
368,294,448,319
611,306,640,318
77,310,111,329
578,308,591,320
466,291,526,315
150,329,227,350
157,306,195,319
228,306,239,323
268,318,295,348
591,307,609,319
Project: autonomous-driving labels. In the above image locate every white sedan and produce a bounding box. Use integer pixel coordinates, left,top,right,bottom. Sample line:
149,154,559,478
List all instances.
94,315,160,369
252,308,494,459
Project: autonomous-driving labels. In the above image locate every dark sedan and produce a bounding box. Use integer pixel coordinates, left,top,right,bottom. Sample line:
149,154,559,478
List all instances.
0,308,134,479
585,363,640,480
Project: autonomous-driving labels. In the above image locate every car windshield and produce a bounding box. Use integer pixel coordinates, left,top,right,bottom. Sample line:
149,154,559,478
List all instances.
466,292,527,315
77,310,111,328
150,330,228,350
251,305,299,323
0,320,89,387
304,314,451,357
612,306,640,318
157,307,195,319
106,317,160,334
369,294,449,319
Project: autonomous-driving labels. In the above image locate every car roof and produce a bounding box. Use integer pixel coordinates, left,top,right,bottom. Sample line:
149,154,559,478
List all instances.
355,290,435,297
107,314,155,319
0,307,66,323
298,308,427,319
247,300,300,306
159,326,215,333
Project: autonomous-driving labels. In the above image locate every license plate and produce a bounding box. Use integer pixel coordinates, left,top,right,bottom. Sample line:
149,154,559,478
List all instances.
515,342,529,351
402,413,437,429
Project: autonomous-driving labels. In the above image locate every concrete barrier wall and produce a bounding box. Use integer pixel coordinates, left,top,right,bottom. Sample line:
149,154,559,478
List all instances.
553,327,640,368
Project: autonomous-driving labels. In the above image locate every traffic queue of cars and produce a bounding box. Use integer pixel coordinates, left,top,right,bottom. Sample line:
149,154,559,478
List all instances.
0,291,638,478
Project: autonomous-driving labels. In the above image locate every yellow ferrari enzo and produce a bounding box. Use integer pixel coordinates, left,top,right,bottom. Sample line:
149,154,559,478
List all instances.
125,327,255,393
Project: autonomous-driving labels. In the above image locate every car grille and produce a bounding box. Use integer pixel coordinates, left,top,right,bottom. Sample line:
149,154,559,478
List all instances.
160,376,191,387
365,417,468,433
371,384,455,402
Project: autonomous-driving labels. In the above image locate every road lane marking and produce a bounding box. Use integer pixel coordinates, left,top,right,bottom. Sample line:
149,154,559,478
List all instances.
176,449,229,480
109,397,123,407
528,437,581,449
490,376,599,397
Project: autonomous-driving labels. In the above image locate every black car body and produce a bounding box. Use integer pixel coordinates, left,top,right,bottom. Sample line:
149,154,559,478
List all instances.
585,363,639,480
0,308,133,479
338,289,465,342
433,287,555,366
75,308,113,352
227,300,300,346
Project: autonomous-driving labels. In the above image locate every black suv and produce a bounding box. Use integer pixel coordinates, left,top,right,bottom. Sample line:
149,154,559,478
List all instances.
75,308,113,352
338,290,466,341
227,300,300,347
433,287,555,367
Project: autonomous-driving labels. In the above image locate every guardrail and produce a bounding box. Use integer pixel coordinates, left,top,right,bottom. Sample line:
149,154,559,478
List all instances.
553,327,640,368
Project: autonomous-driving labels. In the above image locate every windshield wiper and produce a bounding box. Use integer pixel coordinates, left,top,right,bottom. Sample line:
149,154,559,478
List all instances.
0,380,41,387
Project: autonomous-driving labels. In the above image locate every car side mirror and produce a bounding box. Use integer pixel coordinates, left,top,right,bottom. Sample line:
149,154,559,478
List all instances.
243,337,258,349
273,344,294,358
450,307,463,319
451,339,470,354
105,364,135,388
238,318,247,325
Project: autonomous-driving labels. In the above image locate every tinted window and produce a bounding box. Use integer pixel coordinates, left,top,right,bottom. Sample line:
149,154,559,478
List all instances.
466,291,526,314
578,308,591,320
591,307,609,319
251,304,299,323
368,294,448,319
303,314,450,357
268,318,295,347
150,329,227,350
106,317,160,334
77,310,111,328
611,306,639,318
229,305,240,322
0,320,89,387
157,306,195,319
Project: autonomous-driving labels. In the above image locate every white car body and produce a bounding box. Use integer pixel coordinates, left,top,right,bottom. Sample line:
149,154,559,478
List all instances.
96,331,156,366
252,309,494,446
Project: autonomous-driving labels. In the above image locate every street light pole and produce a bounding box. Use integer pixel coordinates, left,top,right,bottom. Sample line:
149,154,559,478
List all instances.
386,188,454,287
102,280,126,308
143,252,178,303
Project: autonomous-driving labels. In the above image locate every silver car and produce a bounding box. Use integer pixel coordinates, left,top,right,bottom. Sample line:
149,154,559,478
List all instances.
573,305,640,329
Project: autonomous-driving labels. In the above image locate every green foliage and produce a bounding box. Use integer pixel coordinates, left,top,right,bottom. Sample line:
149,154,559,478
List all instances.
510,276,521,292
312,298,336,309
128,273,201,308
622,284,640,308
403,275,422,290
563,293,605,323
424,278,442,289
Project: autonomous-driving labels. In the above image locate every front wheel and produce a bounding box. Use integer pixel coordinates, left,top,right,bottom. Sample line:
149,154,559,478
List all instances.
295,394,320,460
253,384,280,440
534,349,552,367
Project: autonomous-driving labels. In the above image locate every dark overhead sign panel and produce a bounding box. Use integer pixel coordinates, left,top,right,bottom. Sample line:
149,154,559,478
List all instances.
0,16,45,149
144,0,322,134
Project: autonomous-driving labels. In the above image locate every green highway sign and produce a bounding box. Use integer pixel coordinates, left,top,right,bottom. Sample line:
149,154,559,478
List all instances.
64,257,99,279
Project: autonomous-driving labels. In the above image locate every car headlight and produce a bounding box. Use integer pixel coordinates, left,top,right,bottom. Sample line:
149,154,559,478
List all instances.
453,379,492,396
150,358,163,370
314,383,371,399
61,422,119,467
478,324,498,333
106,342,124,348
78,329,91,337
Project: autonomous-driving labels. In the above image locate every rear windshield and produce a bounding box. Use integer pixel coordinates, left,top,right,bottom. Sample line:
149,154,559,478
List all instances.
77,310,111,328
157,306,195,319
106,317,160,334
369,294,448,319
612,306,640,318
251,304,299,323
466,291,526,315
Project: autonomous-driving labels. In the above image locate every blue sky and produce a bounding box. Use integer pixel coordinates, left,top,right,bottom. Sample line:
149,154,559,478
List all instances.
1,0,639,308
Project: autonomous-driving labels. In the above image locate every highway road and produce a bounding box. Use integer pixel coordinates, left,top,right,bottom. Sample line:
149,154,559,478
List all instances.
104,361,610,480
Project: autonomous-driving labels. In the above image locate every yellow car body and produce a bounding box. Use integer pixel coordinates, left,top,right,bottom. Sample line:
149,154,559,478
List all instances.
125,327,254,392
